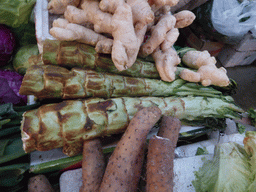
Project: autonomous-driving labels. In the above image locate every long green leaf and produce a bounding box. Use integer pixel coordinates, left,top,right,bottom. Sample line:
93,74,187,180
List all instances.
0,163,30,187
0,136,26,164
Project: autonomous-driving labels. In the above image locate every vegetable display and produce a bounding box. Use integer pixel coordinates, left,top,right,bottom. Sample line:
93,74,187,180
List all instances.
46,0,197,82
0,0,251,191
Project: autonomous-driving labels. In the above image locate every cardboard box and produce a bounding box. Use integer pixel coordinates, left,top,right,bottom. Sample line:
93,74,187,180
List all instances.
217,32,256,67
232,32,256,52
217,46,256,67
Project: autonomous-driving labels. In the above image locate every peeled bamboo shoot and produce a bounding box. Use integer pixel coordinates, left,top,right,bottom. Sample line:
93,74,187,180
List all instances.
19,65,223,99
42,39,160,79
20,96,243,156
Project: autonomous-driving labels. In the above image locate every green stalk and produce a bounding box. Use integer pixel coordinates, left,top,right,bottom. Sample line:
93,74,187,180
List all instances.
42,40,198,79
42,40,159,79
19,65,225,100
29,154,83,174
21,95,243,156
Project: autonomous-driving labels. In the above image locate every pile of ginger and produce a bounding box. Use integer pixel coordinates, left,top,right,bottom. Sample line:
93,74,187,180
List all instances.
47,0,195,82
47,0,230,87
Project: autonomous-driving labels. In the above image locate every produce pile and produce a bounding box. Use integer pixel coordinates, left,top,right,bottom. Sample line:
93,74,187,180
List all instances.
0,0,255,191
46,0,230,86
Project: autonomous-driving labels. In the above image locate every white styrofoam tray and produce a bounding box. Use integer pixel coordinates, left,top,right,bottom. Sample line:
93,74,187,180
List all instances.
34,0,56,53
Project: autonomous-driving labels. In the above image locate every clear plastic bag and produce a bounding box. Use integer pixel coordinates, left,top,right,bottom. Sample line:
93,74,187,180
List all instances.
211,0,256,38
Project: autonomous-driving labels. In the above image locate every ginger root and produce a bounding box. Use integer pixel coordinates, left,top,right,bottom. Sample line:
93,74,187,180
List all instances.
153,47,181,82
48,0,80,14
49,18,111,48
140,14,176,57
179,50,230,87
179,65,230,87
48,0,198,83
182,50,217,69
111,3,147,70
173,10,196,28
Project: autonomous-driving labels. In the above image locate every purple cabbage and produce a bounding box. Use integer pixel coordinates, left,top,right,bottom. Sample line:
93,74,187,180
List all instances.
0,70,27,106
0,24,16,67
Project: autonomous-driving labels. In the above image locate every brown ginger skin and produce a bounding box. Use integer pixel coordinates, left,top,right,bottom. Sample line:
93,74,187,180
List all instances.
47,0,80,14
173,10,196,28
140,14,176,57
180,50,230,87
180,65,230,87
50,18,110,47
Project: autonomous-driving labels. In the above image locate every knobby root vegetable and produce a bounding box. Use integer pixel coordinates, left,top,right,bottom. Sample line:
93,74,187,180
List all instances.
99,106,162,192
179,50,230,87
28,174,55,192
110,3,147,71
152,47,181,82
140,14,176,57
65,1,113,34
63,0,149,70
80,139,105,192
160,28,180,51
152,27,180,82
179,64,230,87
50,18,110,48
182,50,217,69
173,10,196,28
149,0,179,13
47,0,80,14
146,116,181,192
127,0,155,30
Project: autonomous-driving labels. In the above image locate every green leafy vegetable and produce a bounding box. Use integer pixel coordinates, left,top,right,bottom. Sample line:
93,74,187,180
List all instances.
192,142,252,192
0,0,36,28
13,44,39,75
0,163,29,187
248,108,256,126
237,123,246,134
0,135,27,165
195,147,209,156
244,131,256,191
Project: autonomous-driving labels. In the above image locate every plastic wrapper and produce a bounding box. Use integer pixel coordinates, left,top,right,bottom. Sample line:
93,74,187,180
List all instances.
193,0,256,45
